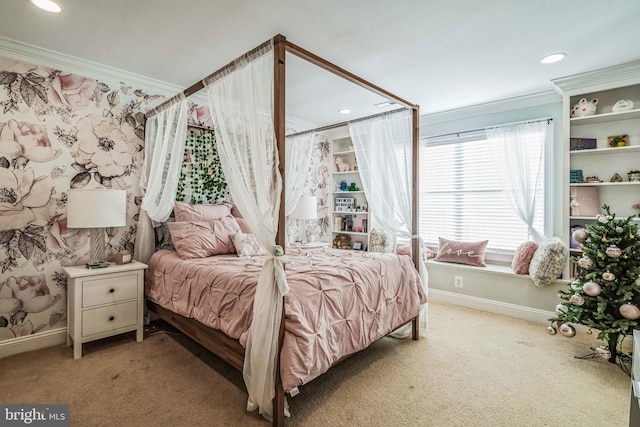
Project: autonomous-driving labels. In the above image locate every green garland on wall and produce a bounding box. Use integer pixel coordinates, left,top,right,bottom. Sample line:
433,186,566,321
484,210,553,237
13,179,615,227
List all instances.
176,128,230,204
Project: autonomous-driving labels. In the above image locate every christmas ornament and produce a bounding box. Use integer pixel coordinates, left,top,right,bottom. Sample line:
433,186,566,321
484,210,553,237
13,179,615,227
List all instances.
586,328,593,335
602,272,615,281
569,294,585,306
619,303,640,320
572,228,588,243
546,324,557,335
559,323,576,338
606,215,613,220
605,246,621,258
599,216,609,224
578,257,593,269
555,304,568,315
583,281,602,296
570,281,582,291
601,236,608,242
595,345,611,359
616,227,624,234
636,277,640,286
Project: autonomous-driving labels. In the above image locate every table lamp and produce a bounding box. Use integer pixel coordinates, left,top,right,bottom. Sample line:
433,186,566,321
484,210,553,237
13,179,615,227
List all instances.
291,196,318,243
66,189,126,268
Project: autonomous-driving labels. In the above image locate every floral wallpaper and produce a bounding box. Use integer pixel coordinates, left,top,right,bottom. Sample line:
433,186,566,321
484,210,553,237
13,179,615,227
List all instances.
0,56,161,342
285,134,331,243
0,54,332,346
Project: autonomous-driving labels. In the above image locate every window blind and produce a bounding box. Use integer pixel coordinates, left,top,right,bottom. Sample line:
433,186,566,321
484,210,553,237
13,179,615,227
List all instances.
419,128,545,255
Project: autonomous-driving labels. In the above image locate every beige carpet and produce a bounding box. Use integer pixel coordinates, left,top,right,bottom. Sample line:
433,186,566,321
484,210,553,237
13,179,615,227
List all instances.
1,301,632,427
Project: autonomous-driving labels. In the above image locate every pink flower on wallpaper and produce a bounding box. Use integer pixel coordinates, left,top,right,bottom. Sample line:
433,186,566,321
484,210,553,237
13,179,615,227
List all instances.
47,216,88,252
48,73,97,110
190,105,212,126
0,119,62,162
0,167,54,230
0,274,61,341
71,115,137,177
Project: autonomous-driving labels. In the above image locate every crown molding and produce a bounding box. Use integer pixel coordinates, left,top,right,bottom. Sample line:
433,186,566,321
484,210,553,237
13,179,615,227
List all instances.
550,59,640,95
0,36,188,101
421,90,561,126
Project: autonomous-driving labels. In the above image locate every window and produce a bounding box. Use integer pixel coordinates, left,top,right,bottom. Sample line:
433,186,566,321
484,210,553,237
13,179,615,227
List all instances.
419,121,549,261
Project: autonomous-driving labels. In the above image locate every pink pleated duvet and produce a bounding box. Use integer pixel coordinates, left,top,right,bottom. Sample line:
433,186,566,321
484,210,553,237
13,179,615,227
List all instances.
145,245,426,391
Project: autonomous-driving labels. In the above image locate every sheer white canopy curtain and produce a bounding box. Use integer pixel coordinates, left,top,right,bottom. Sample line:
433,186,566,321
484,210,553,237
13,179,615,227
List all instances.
285,131,315,216
134,96,188,263
348,108,428,335
204,40,287,422
486,119,550,242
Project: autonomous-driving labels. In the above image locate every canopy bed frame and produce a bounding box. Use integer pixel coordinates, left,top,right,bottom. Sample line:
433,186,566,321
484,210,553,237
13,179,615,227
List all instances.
144,34,421,426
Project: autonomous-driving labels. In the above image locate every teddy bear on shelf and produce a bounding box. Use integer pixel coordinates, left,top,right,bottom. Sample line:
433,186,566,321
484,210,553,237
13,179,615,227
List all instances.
332,234,351,250
570,98,598,118
335,157,350,172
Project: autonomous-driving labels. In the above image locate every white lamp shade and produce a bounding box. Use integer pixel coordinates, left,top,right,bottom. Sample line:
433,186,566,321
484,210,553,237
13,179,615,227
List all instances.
290,196,318,220
67,189,127,228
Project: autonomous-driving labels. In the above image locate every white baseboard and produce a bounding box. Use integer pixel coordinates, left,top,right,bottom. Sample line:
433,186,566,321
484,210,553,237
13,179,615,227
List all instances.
0,328,67,359
429,289,555,325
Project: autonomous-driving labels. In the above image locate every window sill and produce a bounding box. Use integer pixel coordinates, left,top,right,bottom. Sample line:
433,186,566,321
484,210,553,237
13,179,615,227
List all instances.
425,259,518,277
425,259,570,284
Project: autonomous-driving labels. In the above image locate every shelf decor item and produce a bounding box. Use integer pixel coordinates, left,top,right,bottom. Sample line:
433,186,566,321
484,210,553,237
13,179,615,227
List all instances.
612,99,634,112
569,186,600,217
610,173,623,182
585,176,602,183
608,134,629,147
569,137,597,151
628,170,640,182
569,169,584,183
335,156,350,172
570,98,598,118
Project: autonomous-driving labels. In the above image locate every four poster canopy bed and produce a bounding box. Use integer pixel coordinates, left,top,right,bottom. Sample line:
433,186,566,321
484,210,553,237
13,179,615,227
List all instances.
136,34,425,426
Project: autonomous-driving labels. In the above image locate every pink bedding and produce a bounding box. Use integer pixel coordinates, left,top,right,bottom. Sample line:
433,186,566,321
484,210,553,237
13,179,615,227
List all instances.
145,245,426,392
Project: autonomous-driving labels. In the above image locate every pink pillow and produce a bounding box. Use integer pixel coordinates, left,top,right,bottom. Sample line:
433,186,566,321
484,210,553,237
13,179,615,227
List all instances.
168,216,240,259
511,241,539,275
173,202,232,222
395,244,435,260
434,237,488,267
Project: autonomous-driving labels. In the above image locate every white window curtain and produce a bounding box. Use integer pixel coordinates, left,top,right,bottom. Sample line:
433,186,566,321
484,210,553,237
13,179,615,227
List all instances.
486,120,550,242
285,131,315,216
348,109,428,335
134,96,188,263
204,40,288,422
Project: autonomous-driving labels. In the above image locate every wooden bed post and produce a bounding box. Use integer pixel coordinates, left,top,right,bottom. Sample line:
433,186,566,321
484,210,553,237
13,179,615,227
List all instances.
411,106,420,341
273,33,287,427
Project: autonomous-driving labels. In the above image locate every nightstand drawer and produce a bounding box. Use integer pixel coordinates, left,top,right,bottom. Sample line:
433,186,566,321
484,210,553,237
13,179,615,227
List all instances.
82,273,139,308
82,300,138,337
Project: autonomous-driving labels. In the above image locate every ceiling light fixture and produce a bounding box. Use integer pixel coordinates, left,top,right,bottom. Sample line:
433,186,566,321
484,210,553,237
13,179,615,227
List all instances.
338,109,351,114
28,0,63,13
540,53,566,64
375,101,396,108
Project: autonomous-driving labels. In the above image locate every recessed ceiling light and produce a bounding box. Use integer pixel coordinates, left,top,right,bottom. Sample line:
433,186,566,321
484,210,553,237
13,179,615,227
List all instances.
540,53,566,64
28,0,62,13
338,109,351,114
375,101,396,108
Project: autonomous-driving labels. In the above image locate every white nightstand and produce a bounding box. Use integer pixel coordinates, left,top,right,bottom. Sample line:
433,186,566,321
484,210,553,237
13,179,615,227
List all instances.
64,261,147,359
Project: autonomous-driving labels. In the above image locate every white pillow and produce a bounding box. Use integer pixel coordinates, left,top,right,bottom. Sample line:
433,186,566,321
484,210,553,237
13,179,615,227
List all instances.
528,237,568,287
232,233,267,257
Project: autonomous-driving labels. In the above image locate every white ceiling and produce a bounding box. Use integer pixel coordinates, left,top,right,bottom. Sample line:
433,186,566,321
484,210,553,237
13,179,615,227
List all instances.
2,0,640,128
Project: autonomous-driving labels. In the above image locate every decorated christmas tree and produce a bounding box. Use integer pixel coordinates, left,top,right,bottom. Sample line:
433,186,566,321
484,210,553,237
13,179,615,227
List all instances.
548,204,640,363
